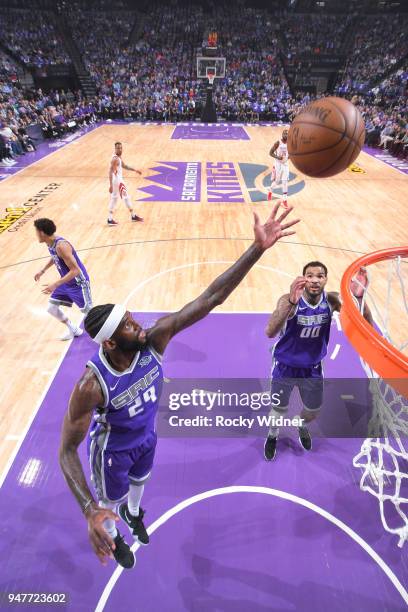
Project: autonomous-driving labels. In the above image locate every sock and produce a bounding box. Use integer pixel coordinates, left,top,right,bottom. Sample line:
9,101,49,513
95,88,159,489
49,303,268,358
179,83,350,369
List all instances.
268,406,286,438
128,483,144,517
268,180,276,194
99,500,118,539
109,194,118,220
124,195,133,213
282,180,288,201
47,303,76,331
296,414,308,430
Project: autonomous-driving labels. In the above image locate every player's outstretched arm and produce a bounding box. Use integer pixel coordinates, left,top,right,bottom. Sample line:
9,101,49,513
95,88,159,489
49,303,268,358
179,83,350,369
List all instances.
122,161,142,175
59,369,119,565
265,276,306,337
328,268,374,325
149,204,300,354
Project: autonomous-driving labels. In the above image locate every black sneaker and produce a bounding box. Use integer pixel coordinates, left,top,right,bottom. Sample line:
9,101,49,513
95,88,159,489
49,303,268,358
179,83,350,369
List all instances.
112,530,135,569
131,214,143,222
264,435,277,461
298,426,312,451
119,503,149,545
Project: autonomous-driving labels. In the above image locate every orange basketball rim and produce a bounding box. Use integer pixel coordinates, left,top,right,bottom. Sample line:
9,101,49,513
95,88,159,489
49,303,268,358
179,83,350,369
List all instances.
340,247,408,398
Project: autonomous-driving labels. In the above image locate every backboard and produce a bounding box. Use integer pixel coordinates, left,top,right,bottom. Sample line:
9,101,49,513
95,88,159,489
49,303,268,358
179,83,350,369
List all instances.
197,56,226,80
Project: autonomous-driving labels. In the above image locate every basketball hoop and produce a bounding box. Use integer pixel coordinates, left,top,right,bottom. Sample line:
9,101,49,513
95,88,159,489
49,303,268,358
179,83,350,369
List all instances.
341,247,408,397
207,71,215,86
340,247,408,546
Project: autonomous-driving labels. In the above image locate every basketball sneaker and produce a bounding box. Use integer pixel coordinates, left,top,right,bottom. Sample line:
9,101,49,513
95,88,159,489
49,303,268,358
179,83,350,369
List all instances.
60,327,83,341
267,191,272,201
107,218,118,226
119,503,149,545
282,200,289,209
298,426,312,451
112,530,136,569
131,214,143,222
264,435,278,461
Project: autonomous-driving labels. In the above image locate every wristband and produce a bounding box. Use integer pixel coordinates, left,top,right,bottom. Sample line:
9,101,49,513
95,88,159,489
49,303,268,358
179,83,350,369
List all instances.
82,499,94,515
288,298,297,306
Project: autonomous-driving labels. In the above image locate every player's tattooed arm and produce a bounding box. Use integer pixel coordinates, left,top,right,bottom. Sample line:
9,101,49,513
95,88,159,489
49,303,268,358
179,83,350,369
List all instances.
265,294,296,338
266,276,306,337
327,291,342,313
327,290,374,326
59,368,102,514
59,369,119,565
149,204,300,354
122,161,142,174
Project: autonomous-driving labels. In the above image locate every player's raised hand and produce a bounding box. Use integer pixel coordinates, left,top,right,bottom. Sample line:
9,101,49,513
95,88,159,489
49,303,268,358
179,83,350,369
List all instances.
86,507,119,565
253,201,299,251
351,266,369,298
289,276,307,304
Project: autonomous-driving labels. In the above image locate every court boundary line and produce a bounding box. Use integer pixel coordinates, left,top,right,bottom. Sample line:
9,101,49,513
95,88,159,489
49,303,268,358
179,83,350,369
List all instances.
0,123,102,185
95,486,408,611
0,337,74,488
361,149,408,177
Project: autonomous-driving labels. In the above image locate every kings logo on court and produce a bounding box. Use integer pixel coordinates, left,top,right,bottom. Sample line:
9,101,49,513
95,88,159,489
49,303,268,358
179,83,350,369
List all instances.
137,162,305,202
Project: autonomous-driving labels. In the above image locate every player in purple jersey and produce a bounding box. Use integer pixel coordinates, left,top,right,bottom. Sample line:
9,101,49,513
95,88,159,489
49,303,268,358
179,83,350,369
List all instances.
34,218,93,340
264,261,373,461
59,203,299,569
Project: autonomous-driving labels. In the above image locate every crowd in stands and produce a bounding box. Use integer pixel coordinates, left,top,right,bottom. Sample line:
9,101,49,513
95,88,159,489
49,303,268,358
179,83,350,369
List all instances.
335,14,408,94
68,3,203,121
0,9,71,68
208,6,291,121
283,13,352,58
0,3,406,165
0,57,98,166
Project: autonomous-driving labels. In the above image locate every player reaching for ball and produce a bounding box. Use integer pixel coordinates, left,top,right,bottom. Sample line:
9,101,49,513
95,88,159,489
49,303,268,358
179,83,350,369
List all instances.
264,262,373,461
108,141,143,226
59,203,299,570
268,129,289,208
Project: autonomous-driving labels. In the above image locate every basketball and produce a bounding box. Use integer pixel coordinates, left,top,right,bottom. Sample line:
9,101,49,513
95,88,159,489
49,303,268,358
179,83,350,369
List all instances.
287,97,366,178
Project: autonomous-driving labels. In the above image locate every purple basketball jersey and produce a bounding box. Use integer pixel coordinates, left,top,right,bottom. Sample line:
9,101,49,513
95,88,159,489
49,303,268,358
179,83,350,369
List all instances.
48,236,89,287
87,346,163,452
273,293,332,367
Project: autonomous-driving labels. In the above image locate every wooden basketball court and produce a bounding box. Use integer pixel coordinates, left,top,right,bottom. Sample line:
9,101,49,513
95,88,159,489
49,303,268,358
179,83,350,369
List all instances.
0,122,407,477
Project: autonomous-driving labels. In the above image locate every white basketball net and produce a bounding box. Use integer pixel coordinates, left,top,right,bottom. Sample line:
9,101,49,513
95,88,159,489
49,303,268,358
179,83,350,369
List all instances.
351,255,408,547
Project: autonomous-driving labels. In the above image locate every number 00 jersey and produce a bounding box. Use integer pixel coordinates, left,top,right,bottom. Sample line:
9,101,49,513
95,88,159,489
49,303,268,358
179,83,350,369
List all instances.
273,293,332,367
87,345,163,451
